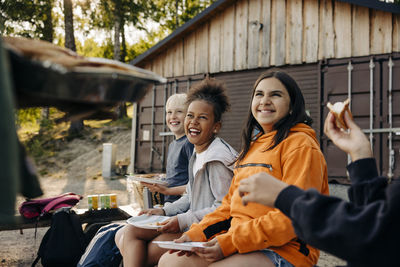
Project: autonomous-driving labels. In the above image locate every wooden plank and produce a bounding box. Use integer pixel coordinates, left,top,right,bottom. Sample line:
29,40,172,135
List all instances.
247,0,261,69
164,47,173,78
352,5,370,57
153,55,163,77
393,14,400,52
318,0,334,60
195,23,209,74
334,1,351,58
302,0,319,63
184,33,196,76
221,4,235,72
143,61,152,72
286,0,302,64
234,0,248,70
155,54,165,77
271,0,286,66
173,41,184,77
371,10,392,55
209,13,221,73
260,0,271,67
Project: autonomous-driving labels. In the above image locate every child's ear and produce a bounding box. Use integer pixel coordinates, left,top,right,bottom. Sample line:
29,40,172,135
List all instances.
214,121,222,134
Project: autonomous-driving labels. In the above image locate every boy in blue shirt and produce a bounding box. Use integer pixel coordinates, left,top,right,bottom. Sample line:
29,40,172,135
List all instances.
142,93,193,203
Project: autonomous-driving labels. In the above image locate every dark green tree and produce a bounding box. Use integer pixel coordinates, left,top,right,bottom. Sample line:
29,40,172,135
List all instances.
0,0,54,42
153,0,216,32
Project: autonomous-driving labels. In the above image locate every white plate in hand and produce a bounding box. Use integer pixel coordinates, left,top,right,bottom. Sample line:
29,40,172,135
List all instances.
127,176,168,185
126,215,170,229
152,241,207,251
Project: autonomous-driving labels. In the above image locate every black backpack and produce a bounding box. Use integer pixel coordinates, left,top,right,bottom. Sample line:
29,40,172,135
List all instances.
32,208,86,267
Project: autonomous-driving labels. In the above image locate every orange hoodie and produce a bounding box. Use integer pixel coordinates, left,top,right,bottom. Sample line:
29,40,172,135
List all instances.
185,123,329,267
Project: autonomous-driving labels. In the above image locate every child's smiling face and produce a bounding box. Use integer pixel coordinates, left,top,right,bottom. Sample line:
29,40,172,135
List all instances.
185,100,220,153
251,77,291,133
166,99,187,139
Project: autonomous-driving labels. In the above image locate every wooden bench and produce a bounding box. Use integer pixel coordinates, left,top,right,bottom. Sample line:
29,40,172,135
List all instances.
0,205,136,231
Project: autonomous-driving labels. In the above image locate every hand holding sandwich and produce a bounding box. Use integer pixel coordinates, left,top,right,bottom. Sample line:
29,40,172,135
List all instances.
324,110,372,162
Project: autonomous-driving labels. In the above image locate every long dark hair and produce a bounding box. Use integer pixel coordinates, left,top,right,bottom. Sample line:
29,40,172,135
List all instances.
236,70,312,163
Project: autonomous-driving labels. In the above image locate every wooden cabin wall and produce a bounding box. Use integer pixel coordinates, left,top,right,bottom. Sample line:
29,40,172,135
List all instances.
142,0,400,78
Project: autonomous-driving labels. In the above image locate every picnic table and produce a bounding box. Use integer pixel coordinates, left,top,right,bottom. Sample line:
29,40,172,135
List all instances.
0,205,136,231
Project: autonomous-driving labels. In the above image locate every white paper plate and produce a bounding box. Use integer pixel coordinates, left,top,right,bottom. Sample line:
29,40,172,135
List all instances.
126,215,170,229
152,241,206,251
126,176,168,185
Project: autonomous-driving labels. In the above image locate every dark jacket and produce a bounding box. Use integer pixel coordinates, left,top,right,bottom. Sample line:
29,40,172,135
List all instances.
275,158,400,267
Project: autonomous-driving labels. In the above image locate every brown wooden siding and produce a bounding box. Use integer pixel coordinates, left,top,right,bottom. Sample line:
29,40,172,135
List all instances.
137,0,400,78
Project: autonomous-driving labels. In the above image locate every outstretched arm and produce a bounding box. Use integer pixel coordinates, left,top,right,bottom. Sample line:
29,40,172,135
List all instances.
141,182,186,196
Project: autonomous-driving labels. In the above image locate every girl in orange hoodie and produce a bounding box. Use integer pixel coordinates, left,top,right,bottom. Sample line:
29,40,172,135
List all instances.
158,70,329,267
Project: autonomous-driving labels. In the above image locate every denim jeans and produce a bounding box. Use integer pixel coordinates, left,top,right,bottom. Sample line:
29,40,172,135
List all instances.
260,249,294,267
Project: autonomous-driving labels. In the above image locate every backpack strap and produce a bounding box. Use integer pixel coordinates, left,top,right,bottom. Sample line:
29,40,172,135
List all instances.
40,194,82,216
31,255,40,267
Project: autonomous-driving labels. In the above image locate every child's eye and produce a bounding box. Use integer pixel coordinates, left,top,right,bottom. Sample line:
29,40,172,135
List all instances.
271,93,282,97
255,92,263,96
186,114,193,118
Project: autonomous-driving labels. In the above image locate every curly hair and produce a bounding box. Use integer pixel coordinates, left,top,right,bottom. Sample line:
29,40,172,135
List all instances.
186,78,230,122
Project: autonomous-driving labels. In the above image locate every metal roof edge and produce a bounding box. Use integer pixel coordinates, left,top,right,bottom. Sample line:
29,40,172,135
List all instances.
337,0,400,14
130,0,231,66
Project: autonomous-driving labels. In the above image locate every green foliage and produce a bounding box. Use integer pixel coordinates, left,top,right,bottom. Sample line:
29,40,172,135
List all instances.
125,30,163,62
76,37,113,58
16,108,42,126
152,0,217,31
0,0,54,41
106,116,132,129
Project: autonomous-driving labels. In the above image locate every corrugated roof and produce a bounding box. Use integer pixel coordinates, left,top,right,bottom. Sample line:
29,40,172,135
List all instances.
131,0,400,66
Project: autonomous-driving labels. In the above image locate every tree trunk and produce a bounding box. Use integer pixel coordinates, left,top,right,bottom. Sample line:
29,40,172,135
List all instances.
40,0,53,132
113,11,121,61
43,0,54,42
64,0,83,135
121,22,127,63
175,0,179,27
63,0,76,52
113,3,126,119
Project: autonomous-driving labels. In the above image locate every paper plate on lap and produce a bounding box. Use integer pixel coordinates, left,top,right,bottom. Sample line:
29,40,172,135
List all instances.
152,241,207,251
127,215,170,230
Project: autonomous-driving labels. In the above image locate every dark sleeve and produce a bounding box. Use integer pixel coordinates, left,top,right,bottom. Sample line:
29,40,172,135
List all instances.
275,158,395,264
184,140,194,160
346,158,386,206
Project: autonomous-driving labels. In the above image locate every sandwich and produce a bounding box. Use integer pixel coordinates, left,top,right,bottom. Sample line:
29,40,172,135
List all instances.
327,98,352,130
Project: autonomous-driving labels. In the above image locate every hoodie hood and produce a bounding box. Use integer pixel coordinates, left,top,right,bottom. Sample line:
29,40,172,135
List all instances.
288,123,318,143
254,123,319,150
198,137,238,171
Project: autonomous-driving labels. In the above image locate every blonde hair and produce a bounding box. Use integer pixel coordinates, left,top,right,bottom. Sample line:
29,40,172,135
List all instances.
166,93,188,109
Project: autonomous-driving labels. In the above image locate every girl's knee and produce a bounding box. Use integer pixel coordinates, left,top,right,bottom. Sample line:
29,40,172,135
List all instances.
158,252,179,267
159,253,201,267
114,226,125,250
